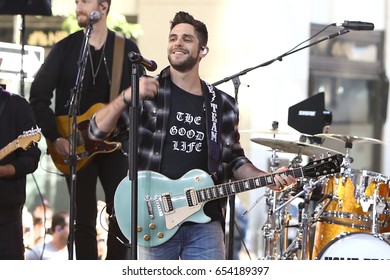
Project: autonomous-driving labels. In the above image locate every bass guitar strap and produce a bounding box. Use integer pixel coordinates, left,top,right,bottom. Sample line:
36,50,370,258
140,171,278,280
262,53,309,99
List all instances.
110,33,125,101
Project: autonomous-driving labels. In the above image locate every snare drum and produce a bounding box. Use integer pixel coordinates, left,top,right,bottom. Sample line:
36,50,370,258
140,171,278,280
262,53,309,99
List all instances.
316,232,390,260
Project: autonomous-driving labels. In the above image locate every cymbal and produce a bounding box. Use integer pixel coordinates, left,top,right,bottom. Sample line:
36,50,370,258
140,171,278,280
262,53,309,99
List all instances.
314,134,384,145
251,137,341,156
239,128,294,135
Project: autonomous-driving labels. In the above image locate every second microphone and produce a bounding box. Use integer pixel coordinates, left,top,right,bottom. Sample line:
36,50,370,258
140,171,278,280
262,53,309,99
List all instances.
128,51,158,72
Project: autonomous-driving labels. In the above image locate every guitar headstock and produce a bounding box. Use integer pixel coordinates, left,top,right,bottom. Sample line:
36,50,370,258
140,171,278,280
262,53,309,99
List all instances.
18,127,42,150
303,154,343,177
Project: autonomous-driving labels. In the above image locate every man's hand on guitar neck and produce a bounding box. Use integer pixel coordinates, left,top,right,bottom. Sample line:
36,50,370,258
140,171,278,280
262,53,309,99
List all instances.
272,166,297,192
234,163,297,192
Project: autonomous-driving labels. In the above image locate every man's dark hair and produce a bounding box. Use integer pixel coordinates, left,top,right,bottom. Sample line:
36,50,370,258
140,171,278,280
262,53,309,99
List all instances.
99,0,111,14
170,11,208,48
51,211,68,233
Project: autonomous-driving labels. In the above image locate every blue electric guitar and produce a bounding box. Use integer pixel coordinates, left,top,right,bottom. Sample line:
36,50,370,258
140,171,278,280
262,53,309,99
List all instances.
114,154,343,247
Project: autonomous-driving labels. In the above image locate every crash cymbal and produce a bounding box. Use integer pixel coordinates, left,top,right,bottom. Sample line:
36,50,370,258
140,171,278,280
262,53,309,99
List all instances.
251,137,341,156
314,134,384,145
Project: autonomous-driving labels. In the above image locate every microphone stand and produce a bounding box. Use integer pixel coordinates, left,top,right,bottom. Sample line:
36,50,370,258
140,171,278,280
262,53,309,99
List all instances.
67,20,94,260
19,14,26,97
212,28,350,87
226,76,241,260
128,63,140,260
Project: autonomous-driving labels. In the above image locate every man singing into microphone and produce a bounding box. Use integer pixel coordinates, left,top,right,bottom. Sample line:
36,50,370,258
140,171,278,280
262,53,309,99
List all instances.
29,0,142,260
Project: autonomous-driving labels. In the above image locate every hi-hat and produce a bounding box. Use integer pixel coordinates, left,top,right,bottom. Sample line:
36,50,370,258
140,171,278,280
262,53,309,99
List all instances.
251,137,341,156
314,134,384,145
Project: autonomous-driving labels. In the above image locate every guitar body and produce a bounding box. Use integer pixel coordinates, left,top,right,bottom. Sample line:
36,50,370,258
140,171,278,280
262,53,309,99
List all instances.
113,154,343,248
46,103,121,174
114,169,214,247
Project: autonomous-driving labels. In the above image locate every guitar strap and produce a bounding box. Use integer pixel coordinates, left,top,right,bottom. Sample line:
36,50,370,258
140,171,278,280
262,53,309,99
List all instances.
0,87,10,118
202,81,222,182
110,33,125,101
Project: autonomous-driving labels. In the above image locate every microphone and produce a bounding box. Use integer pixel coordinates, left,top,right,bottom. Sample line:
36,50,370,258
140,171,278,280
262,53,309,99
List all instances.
89,11,101,24
128,51,158,72
340,20,374,31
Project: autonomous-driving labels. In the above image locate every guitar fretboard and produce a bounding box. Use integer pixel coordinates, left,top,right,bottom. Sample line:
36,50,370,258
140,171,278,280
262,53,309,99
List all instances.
0,140,18,160
196,168,304,203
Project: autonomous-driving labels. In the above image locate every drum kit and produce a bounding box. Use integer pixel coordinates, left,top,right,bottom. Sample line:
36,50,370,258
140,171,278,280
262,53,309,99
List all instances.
248,129,390,260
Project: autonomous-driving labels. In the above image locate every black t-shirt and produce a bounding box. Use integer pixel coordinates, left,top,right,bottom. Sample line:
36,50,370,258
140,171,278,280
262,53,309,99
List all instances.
161,82,208,179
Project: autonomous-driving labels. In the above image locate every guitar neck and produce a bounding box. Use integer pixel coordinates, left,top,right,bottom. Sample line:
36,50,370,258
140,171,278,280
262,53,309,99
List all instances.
196,167,303,203
0,140,19,161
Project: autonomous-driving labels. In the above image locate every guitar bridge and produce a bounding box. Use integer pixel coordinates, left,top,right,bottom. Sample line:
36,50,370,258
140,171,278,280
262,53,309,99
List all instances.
145,195,154,219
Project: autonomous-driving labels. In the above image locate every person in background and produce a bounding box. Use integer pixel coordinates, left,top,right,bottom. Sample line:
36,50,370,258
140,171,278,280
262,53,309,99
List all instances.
31,203,53,246
29,0,142,259
89,11,296,260
26,211,70,260
22,206,35,250
0,85,41,260
96,200,108,259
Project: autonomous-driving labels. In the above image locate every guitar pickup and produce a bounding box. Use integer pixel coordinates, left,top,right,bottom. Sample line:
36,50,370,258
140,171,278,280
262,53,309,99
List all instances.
185,188,199,207
161,193,174,213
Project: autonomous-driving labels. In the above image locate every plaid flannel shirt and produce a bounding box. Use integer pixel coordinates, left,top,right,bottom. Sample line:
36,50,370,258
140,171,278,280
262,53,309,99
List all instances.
138,67,251,184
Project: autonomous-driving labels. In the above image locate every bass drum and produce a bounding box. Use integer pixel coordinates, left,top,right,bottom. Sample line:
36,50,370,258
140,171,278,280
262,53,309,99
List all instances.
316,232,390,260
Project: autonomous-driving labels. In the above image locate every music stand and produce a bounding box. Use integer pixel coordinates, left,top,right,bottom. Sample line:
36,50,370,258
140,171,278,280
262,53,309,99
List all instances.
0,0,52,97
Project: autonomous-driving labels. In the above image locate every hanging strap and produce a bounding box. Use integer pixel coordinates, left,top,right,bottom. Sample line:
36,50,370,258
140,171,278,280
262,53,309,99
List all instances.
110,33,125,101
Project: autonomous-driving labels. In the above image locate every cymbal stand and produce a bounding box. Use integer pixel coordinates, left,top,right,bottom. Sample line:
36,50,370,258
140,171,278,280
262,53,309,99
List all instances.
261,149,280,260
299,179,316,260
276,187,303,260
277,153,304,256
278,178,319,260
276,190,292,258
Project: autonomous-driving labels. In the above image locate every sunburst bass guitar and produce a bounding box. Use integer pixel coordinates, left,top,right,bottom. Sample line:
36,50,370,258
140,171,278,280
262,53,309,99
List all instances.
114,154,343,247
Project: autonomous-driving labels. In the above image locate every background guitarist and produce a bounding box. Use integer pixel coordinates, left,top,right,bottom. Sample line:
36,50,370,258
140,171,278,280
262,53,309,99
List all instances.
0,86,41,259
29,0,142,260
90,11,296,260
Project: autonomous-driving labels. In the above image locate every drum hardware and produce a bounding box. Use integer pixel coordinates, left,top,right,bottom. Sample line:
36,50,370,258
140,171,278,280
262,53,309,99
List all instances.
281,205,292,255
281,232,302,260
260,188,281,260
274,178,322,259
259,140,283,260
290,154,303,168
318,211,372,229
260,172,306,260
276,190,294,258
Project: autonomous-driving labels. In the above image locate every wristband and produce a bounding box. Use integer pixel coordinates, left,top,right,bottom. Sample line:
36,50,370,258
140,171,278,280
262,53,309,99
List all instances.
88,114,110,140
121,90,131,106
